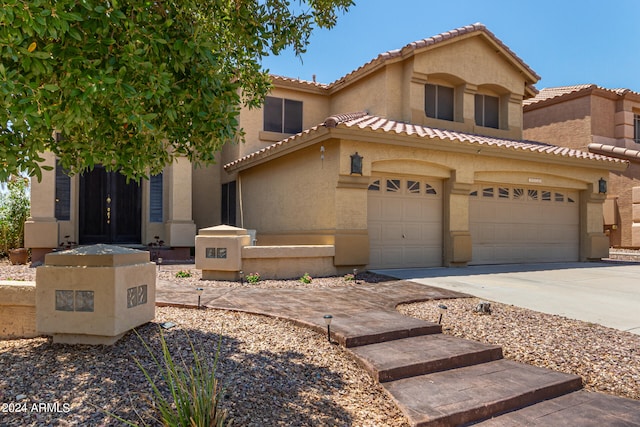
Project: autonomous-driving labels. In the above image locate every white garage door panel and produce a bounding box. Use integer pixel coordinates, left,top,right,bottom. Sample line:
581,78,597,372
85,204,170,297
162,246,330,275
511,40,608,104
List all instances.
470,186,579,265
368,177,443,269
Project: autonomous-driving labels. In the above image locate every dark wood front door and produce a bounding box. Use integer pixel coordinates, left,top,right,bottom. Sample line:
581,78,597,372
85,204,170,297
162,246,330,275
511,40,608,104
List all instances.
79,166,141,244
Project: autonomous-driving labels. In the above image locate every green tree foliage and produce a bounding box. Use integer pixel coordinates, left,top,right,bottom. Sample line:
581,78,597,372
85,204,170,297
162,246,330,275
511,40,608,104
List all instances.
0,0,353,181
0,176,30,253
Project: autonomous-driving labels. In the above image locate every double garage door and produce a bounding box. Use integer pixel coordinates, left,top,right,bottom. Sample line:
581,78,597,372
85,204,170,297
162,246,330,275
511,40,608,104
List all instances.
367,177,580,268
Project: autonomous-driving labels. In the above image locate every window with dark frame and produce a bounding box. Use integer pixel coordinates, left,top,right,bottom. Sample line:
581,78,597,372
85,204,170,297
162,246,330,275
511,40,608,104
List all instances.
425,84,454,121
475,94,499,129
55,159,71,221
634,114,640,144
263,96,303,134
221,181,237,226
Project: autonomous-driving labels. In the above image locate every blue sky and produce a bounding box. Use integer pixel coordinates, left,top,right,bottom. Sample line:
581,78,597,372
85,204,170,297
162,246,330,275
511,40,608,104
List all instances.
261,0,640,93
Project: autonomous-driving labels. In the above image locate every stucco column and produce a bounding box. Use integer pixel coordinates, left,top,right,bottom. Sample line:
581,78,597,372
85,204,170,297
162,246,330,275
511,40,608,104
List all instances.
580,184,609,261
334,175,369,266
164,157,196,247
443,172,473,267
24,151,58,258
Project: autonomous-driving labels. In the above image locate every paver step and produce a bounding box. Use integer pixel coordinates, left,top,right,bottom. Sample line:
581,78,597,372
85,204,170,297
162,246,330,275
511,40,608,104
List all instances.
327,311,442,348
351,334,503,382
382,359,583,427
473,390,640,426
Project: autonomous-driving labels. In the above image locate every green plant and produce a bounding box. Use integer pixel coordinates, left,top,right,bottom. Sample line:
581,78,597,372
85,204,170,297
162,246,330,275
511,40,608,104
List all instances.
175,270,192,278
0,176,30,256
343,273,355,282
246,272,261,284
105,328,229,427
300,272,313,284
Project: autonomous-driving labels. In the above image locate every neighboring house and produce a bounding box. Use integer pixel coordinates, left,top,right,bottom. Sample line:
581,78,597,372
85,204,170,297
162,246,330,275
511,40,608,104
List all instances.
26,24,626,268
523,84,640,248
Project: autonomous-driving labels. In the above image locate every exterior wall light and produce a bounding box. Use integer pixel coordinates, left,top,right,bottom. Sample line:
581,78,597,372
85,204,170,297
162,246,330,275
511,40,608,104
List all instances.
323,314,333,342
350,152,363,175
196,287,204,309
598,177,607,194
437,303,448,324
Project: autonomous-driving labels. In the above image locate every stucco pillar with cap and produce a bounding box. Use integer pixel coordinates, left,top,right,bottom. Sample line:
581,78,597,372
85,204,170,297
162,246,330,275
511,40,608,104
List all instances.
24,151,59,262
580,184,609,260
443,172,473,267
164,157,197,248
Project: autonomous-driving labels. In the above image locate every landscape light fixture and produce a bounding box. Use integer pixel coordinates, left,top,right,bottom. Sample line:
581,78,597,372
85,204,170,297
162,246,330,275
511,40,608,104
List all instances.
196,287,204,309
323,314,333,342
437,304,448,324
239,270,244,285
598,177,607,194
353,268,358,283
157,257,163,271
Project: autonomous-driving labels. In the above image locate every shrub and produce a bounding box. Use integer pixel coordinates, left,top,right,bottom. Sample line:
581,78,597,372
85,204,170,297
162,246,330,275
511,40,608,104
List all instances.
246,272,260,284
300,272,313,284
175,270,192,278
0,176,30,256
343,273,355,282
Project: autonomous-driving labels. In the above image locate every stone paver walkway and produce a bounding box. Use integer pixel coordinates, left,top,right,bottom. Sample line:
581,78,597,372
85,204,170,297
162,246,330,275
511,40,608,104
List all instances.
156,278,640,426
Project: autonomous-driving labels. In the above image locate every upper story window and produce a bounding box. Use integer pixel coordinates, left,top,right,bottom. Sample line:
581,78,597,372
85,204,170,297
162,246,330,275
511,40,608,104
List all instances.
475,94,499,129
634,114,640,144
425,84,454,121
264,96,303,134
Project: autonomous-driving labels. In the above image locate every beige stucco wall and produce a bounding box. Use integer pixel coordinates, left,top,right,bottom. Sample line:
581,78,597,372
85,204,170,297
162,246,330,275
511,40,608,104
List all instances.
241,140,339,234
192,163,221,230
0,281,37,339
236,126,616,265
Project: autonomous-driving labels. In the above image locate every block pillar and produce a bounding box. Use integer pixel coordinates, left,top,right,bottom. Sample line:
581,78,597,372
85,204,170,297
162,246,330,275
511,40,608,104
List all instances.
443,173,473,267
334,175,369,267
580,184,609,260
24,151,59,262
631,187,640,246
164,157,196,248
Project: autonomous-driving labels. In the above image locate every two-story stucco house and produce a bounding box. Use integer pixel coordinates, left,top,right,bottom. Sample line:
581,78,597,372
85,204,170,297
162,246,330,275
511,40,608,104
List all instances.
26,24,626,269
523,84,640,249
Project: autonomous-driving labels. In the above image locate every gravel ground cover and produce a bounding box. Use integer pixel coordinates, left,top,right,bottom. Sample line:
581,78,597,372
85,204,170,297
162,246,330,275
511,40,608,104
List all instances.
1,257,638,426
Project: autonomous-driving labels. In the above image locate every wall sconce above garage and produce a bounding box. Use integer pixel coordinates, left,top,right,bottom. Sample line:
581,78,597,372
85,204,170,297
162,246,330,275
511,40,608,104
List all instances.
350,152,363,175
598,177,607,194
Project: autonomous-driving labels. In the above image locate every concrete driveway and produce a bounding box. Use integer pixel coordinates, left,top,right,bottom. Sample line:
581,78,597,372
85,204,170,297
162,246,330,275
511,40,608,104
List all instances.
374,261,640,335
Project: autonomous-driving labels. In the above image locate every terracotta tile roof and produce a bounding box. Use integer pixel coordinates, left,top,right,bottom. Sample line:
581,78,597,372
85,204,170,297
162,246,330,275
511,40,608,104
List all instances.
270,74,329,90
589,143,640,162
224,113,626,171
270,23,539,93
524,84,640,106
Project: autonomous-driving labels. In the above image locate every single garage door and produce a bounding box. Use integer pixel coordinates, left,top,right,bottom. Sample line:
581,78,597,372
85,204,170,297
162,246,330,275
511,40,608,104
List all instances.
368,176,443,268
470,185,579,264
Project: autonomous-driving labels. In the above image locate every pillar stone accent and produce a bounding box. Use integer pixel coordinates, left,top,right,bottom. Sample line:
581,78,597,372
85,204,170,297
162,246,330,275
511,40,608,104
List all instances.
195,225,250,280
580,186,609,260
164,157,196,248
443,178,473,266
36,244,156,345
25,151,58,261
